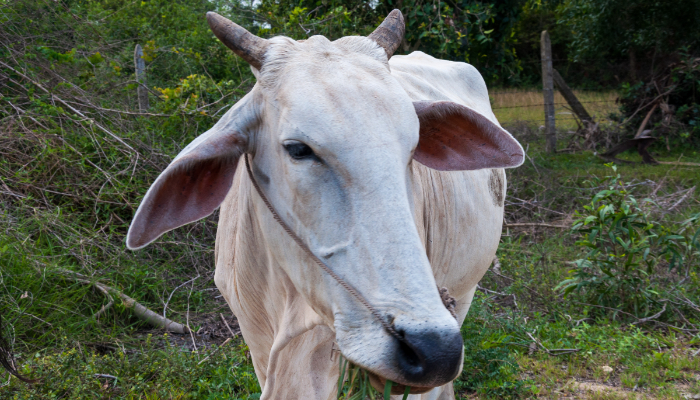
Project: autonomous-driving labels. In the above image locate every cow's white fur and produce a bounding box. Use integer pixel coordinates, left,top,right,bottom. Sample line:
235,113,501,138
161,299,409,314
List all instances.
205,36,513,400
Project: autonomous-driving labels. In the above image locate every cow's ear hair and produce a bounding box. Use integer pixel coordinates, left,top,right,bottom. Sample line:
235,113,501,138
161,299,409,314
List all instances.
413,101,524,171
126,97,257,250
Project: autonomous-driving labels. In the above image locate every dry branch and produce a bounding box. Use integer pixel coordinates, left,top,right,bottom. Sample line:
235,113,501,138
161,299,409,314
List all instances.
635,103,659,138
491,257,501,274
197,338,232,365
621,86,675,125
57,269,189,334
658,161,700,167
631,303,667,325
0,316,37,383
526,332,579,356
664,186,695,213
571,301,699,332
477,284,518,307
220,313,238,338
599,137,658,165
0,61,137,154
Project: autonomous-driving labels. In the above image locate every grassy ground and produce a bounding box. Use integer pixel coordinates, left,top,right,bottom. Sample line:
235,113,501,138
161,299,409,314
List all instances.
2,89,699,399
474,125,700,399
3,1,698,397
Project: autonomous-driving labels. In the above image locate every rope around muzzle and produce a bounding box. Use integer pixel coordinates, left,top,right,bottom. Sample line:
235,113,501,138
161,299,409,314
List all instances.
244,155,457,343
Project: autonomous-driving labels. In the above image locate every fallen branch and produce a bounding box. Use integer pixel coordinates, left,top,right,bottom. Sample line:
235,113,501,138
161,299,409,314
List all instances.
0,315,37,383
94,373,118,387
664,186,695,214
599,137,658,165
635,103,659,138
57,269,189,334
163,276,199,333
93,293,114,320
571,301,699,332
197,338,233,366
220,313,238,337
658,161,700,167
621,86,675,125
526,332,580,356
632,303,667,325
477,284,518,308
491,257,501,274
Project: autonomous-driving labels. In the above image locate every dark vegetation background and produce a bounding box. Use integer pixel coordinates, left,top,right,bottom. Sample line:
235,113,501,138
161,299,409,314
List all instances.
1,0,700,398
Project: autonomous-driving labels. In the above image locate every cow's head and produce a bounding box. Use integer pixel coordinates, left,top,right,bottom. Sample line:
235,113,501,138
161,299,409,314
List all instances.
127,10,523,394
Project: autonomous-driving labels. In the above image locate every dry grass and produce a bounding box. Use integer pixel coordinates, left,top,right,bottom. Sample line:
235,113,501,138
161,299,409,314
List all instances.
490,88,619,129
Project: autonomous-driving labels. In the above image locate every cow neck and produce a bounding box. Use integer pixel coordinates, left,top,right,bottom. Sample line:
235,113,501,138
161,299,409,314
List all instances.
244,154,457,344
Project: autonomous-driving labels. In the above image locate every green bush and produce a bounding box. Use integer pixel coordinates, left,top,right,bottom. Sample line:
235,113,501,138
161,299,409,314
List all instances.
556,164,699,318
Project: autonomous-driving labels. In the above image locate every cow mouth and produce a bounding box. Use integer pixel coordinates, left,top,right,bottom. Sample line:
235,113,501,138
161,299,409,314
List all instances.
367,371,434,395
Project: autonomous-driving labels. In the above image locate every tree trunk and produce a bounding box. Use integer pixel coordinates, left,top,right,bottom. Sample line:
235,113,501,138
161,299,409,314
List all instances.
628,47,637,82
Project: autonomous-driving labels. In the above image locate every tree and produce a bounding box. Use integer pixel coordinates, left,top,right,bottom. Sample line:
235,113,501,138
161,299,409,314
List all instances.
251,0,529,85
559,0,700,82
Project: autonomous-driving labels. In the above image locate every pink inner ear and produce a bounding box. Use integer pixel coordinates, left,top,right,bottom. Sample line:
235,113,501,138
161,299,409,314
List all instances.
413,101,524,171
126,135,245,250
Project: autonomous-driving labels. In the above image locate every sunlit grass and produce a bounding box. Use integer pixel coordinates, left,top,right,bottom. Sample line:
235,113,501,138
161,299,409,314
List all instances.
490,88,619,130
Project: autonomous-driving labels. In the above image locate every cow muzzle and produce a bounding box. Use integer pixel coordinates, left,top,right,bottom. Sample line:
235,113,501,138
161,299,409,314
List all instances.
365,316,464,394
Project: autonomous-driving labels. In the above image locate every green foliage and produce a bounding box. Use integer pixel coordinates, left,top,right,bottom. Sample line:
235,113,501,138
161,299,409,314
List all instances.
335,357,382,400
334,300,531,399
557,164,700,318
2,336,261,399
253,0,526,85
558,0,700,64
36,46,77,64
454,301,529,399
254,1,377,39
3,0,700,397
619,50,700,146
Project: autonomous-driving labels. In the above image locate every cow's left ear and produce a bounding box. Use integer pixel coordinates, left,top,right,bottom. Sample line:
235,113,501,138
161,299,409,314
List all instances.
413,101,524,171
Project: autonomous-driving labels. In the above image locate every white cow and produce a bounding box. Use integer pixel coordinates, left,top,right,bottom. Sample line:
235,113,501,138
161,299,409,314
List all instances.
127,10,523,400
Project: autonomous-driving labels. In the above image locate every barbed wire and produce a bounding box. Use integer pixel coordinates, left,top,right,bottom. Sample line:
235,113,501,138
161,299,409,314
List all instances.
489,89,618,95
491,99,617,110
500,117,581,122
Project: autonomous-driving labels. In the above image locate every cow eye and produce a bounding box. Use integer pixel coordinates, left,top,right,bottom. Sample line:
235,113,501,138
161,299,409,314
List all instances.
284,142,315,160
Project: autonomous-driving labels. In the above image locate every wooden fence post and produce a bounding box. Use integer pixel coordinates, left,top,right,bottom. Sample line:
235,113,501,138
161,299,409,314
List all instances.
553,69,592,124
541,31,556,153
134,44,149,112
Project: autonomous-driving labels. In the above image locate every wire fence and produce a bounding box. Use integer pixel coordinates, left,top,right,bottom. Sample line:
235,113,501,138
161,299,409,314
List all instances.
491,99,616,110
486,85,620,129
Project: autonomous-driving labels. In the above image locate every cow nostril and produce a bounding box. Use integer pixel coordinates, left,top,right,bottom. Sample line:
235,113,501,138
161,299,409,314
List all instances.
398,339,421,368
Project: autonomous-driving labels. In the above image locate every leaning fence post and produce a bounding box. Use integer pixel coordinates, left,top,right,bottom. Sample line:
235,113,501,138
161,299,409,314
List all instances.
553,69,592,124
134,44,149,112
541,31,556,153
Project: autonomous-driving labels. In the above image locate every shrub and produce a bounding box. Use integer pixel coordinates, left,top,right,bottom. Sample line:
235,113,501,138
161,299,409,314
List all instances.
556,164,699,319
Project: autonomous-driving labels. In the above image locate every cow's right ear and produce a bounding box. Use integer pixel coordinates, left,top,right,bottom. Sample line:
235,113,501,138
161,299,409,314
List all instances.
126,94,258,250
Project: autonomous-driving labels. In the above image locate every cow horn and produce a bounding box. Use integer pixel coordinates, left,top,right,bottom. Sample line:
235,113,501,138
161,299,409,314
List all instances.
368,9,405,59
206,12,269,70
